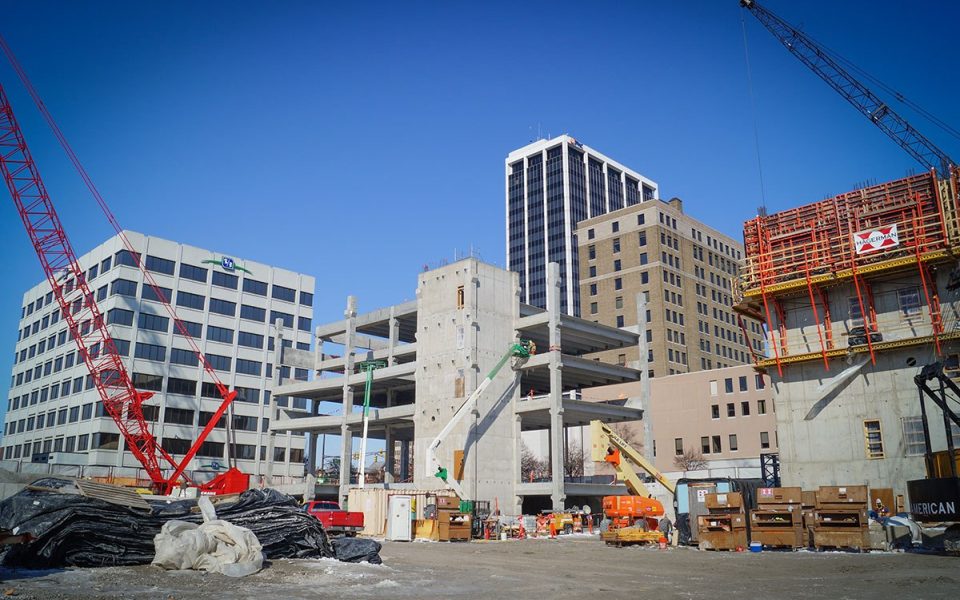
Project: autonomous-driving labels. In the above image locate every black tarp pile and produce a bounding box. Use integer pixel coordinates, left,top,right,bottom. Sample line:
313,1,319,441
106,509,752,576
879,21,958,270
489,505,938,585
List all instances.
0,479,381,569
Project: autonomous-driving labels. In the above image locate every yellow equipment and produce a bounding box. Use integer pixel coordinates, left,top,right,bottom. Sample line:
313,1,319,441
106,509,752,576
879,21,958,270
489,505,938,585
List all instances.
591,420,676,545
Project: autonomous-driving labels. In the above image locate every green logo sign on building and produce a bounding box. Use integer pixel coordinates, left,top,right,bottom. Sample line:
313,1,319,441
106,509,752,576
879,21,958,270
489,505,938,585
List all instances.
202,256,253,275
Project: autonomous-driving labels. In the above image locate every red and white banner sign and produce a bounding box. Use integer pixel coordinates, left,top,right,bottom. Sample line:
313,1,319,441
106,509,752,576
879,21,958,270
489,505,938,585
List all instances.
854,224,899,255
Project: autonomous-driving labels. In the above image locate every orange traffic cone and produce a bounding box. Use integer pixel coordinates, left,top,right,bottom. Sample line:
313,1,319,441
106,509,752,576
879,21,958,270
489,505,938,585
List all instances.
518,519,526,540
549,520,557,539
588,516,593,534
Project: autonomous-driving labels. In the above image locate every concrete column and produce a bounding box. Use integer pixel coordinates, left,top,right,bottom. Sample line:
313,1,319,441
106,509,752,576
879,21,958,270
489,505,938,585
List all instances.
399,440,410,481
306,399,319,475
384,388,395,484
384,426,395,485
547,263,565,510
388,307,399,367
339,296,357,506
636,292,650,405
265,318,284,484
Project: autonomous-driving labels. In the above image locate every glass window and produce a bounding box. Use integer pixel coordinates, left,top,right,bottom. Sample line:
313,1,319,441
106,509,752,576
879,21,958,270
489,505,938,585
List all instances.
209,298,236,317
612,238,621,253
114,250,140,268
755,374,765,389
724,378,733,393
712,435,721,453
590,302,598,315
169,348,198,366
758,399,767,414
107,308,134,327
897,287,922,318
134,342,166,362
758,431,770,449
270,311,294,328
100,256,112,272
238,331,264,349
243,279,268,296
729,434,738,452
174,320,202,338
739,376,748,392
614,278,622,291
144,255,175,275
132,372,163,391
727,403,735,417
590,283,597,296
299,291,313,306
206,325,234,344
902,417,926,456
711,405,719,419
176,291,205,311
212,271,238,289
141,285,172,303
741,401,750,416
206,354,231,371
588,245,596,260
164,407,195,426
179,263,208,283
167,377,196,396
163,438,191,454
111,279,138,297
272,285,296,302
848,296,864,323
137,313,169,332
112,338,130,356
701,436,710,454
241,304,266,322
236,359,261,376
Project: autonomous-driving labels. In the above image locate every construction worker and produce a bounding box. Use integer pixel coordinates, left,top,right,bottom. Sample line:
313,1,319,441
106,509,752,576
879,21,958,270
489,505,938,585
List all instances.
658,515,673,540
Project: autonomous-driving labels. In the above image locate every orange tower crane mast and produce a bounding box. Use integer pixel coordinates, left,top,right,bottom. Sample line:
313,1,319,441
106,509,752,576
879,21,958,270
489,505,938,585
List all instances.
0,38,239,494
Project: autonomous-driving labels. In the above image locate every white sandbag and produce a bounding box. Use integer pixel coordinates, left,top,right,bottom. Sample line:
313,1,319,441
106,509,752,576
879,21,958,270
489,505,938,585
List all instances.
152,496,264,576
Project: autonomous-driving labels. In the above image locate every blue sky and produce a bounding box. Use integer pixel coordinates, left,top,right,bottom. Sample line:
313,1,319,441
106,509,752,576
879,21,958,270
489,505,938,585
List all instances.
1,1,957,454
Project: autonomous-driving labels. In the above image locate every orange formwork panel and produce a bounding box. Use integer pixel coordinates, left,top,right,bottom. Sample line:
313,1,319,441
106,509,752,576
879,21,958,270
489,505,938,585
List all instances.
742,170,957,298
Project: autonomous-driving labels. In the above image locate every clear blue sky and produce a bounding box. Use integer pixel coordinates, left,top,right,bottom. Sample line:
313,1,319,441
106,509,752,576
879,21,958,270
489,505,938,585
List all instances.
1,1,957,443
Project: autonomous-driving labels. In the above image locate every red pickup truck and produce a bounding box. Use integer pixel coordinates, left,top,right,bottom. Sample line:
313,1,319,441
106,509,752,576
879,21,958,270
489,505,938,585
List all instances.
303,501,364,536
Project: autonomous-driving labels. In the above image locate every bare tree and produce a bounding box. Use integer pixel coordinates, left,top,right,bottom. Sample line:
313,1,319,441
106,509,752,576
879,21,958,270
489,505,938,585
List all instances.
521,442,549,481
564,439,585,478
608,421,643,450
673,448,708,471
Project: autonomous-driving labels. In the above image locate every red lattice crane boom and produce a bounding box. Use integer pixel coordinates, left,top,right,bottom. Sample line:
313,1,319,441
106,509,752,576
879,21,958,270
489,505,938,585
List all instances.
0,37,242,494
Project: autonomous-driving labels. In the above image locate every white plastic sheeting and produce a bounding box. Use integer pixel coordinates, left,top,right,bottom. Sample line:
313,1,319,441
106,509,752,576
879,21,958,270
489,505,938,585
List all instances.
152,496,264,577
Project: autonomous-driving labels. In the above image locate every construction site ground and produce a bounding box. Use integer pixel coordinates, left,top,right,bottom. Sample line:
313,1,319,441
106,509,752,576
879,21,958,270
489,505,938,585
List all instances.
1,535,956,599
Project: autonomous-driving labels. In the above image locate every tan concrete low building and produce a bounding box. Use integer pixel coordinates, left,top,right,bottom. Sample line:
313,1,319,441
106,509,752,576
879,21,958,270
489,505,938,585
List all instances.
583,364,777,478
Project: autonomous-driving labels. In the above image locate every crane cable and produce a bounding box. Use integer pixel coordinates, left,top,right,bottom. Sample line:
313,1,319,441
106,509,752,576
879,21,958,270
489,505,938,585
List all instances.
786,25,960,144
740,11,768,213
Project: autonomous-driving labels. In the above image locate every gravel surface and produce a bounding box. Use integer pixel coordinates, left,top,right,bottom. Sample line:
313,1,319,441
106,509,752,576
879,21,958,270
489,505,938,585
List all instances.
1,535,957,599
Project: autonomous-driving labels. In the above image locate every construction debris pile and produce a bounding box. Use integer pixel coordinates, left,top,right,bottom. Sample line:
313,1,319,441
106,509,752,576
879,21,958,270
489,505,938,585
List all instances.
0,479,339,568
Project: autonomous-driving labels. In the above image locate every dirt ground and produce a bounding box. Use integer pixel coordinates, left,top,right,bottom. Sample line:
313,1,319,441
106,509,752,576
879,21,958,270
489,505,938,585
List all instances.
0,535,957,600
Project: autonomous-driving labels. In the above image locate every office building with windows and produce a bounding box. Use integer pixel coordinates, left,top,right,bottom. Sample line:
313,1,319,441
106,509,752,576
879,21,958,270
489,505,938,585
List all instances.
583,365,777,477
506,135,659,316
577,197,764,376
2,231,315,482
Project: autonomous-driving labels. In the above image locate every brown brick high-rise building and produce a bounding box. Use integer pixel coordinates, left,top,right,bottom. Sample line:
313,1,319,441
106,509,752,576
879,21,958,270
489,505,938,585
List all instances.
577,198,764,376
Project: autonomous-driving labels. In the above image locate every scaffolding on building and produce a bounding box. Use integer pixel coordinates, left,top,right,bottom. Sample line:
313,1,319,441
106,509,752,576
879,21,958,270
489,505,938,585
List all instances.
738,168,960,375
